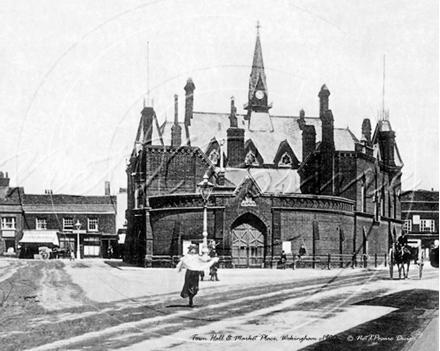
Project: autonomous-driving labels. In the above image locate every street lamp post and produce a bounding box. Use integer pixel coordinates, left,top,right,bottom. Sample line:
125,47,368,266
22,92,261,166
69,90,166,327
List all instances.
74,220,82,260
197,174,215,261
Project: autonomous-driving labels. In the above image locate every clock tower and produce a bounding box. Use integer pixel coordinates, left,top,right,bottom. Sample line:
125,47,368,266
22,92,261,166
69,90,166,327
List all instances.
244,22,272,118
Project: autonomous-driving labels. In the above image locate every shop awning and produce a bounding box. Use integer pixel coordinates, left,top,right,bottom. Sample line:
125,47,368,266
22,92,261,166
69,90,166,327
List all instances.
19,230,59,246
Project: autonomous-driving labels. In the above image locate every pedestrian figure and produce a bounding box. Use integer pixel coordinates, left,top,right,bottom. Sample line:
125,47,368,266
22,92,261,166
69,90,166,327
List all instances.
107,245,113,259
209,254,220,281
199,271,205,281
177,245,219,307
279,251,287,269
298,244,306,258
70,249,75,261
351,252,357,268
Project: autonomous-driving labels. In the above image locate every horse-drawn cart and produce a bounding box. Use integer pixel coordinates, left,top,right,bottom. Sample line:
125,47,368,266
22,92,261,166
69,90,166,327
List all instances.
388,238,424,279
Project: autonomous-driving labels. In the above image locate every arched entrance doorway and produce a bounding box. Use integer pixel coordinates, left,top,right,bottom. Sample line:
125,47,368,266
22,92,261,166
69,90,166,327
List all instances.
231,213,266,268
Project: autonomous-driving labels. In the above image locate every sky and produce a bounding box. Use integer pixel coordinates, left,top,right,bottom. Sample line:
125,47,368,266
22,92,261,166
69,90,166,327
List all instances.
1,0,438,196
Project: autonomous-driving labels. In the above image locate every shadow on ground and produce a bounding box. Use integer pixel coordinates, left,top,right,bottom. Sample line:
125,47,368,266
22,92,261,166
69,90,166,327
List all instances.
300,289,439,351
104,260,140,269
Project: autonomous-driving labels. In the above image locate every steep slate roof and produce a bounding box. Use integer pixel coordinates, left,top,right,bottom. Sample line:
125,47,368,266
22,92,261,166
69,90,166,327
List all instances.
159,112,322,164
160,112,359,162
0,187,25,205
334,128,359,151
224,168,300,194
22,194,117,213
371,118,404,167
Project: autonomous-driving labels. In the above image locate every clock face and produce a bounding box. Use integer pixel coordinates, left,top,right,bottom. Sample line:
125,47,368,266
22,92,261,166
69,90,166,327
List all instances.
255,90,264,100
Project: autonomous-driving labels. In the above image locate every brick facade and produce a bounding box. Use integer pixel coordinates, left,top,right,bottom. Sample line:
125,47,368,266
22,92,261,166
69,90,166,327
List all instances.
401,190,439,248
124,29,404,268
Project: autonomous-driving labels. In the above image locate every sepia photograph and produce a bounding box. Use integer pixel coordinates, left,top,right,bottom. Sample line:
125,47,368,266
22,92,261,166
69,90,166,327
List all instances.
0,0,438,350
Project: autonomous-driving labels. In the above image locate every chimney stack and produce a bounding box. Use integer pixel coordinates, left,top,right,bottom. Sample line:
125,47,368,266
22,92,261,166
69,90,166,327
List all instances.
105,181,111,196
361,119,372,145
318,84,330,116
171,94,182,146
141,106,155,145
0,172,10,188
184,78,195,126
302,125,316,161
318,84,334,151
227,97,245,167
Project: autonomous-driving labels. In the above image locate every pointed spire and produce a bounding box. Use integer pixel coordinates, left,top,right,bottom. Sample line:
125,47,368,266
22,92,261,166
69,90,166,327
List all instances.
249,21,267,98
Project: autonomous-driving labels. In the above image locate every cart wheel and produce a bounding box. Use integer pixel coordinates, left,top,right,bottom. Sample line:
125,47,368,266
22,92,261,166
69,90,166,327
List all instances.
41,252,49,260
388,247,394,279
419,250,425,280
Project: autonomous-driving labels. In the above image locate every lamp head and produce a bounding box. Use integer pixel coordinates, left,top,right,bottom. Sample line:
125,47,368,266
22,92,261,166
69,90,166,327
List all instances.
74,220,82,230
197,174,215,201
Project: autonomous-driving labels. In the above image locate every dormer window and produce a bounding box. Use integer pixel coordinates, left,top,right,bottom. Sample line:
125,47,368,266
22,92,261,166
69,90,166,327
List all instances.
279,153,292,167
209,149,220,165
245,151,258,166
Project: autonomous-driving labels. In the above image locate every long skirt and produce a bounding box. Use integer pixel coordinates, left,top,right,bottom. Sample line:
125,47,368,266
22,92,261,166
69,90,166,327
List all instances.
180,270,200,299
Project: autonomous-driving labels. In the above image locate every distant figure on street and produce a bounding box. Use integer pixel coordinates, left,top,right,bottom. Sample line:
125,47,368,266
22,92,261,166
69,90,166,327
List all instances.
177,245,219,307
351,252,357,268
107,245,113,259
298,244,307,258
70,249,75,261
209,254,220,281
279,251,287,269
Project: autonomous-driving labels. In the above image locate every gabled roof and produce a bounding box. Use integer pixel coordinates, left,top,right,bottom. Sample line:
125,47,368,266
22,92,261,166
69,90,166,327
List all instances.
334,128,359,151
0,187,24,206
244,139,264,165
232,171,262,197
273,140,300,168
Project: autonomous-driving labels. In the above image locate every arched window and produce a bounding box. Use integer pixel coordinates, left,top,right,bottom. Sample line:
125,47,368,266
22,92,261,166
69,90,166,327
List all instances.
245,151,257,166
279,152,292,167
209,149,220,165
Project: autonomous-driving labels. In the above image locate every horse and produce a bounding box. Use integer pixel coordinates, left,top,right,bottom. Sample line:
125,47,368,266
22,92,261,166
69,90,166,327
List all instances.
430,246,439,268
393,243,419,279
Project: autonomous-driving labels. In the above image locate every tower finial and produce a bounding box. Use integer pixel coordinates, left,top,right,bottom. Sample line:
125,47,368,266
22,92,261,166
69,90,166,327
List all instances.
145,41,150,107
256,21,261,36
380,55,389,121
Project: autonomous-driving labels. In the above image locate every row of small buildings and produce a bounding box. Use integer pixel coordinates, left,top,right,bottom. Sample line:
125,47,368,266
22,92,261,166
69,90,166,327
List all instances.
0,172,123,258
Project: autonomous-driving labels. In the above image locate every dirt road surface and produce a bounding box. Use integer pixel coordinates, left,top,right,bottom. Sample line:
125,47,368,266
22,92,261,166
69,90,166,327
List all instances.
0,258,437,351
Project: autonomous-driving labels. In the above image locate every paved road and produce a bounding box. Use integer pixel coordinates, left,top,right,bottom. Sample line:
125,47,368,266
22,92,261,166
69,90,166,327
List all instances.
0,258,437,351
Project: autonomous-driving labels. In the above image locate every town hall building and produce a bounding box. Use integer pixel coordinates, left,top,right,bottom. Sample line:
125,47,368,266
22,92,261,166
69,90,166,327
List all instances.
124,27,404,268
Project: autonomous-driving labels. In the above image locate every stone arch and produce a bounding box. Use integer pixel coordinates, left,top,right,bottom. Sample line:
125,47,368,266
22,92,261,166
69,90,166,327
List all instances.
227,208,271,232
